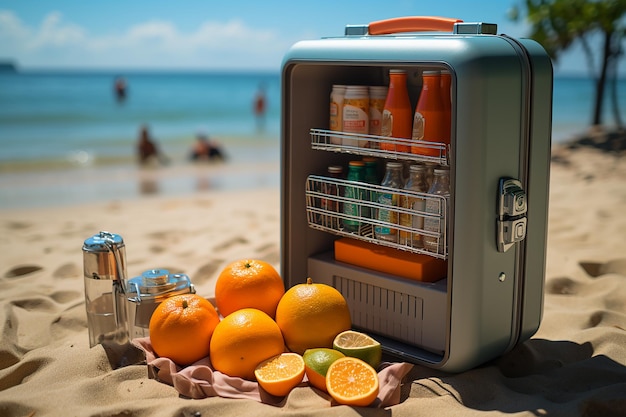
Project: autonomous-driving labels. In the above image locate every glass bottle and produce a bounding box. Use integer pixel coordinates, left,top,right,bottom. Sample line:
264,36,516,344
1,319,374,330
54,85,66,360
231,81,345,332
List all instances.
411,70,446,157
321,165,344,229
399,164,429,247
375,161,404,242
423,168,450,255
362,157,379,219
343,160,366,232
380,69,413,153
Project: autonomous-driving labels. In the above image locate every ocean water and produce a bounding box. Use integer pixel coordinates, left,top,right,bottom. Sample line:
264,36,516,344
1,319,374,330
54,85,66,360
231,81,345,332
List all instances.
0,70,281,169
0,70,623,208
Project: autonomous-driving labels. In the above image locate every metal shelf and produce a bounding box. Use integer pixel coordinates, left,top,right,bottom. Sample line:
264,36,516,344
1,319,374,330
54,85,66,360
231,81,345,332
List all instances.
310,129,449,166
305,175,448,259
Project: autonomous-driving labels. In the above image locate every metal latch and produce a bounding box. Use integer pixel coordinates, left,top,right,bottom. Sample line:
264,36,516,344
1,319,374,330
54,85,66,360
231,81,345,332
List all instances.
497,178,527,252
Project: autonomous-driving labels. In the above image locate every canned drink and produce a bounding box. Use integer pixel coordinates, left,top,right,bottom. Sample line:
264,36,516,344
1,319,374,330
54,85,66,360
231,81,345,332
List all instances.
329,85,346,145
342,86,369,147
368,86,388,144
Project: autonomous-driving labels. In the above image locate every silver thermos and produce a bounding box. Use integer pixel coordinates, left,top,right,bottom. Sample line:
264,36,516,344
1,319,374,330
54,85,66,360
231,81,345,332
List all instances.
82,231,129,348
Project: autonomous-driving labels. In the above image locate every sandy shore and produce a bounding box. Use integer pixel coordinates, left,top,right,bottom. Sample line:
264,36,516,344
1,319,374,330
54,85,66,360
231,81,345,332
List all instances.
0,145,625,416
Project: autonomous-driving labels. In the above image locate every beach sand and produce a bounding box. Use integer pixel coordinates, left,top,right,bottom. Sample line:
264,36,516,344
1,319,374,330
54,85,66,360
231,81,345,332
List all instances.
1,144,625,416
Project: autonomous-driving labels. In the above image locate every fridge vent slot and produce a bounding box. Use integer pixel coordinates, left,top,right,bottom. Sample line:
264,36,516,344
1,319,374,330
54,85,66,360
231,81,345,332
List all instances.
310,129,449,166
306,175,448,259
334,275,423,345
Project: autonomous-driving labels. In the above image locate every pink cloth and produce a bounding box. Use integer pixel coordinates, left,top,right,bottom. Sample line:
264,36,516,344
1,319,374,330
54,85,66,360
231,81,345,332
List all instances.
133,337,413,407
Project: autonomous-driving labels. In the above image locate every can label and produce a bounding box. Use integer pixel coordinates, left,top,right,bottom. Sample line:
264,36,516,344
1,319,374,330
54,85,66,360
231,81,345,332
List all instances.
343,98,369,135
369,97,386,135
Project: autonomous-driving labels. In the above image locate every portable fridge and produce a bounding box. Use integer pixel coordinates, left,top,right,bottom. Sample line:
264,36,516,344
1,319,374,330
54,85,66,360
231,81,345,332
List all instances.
280,16,553,372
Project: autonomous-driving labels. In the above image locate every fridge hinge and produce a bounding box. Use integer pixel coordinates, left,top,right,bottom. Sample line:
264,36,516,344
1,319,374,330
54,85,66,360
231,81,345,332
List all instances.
497,178,527,252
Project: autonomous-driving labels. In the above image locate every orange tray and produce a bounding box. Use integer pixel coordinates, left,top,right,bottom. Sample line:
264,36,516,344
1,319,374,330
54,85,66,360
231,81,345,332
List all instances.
334,238,447,283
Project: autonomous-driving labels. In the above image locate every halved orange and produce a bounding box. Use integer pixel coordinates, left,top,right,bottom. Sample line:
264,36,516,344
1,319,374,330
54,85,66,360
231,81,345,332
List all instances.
326,357,379,407
254,352,305,397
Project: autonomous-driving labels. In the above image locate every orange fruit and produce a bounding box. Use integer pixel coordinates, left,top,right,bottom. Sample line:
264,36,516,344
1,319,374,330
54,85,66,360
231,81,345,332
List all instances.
275,277,351,355
326,357,379,407
254,352,305,397
215,259,285,318
209,308,285,380
303,348,345,392
148,294,220,366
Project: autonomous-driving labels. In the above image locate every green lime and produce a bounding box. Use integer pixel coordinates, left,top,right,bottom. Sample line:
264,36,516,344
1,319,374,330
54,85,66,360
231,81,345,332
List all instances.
332,330,382,370
303,348,345,392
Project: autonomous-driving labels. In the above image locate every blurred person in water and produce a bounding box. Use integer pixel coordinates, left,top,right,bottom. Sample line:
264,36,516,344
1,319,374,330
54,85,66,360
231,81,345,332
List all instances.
114,76,127,102
253,83,267,133
189,131,226,162
137,124,168,166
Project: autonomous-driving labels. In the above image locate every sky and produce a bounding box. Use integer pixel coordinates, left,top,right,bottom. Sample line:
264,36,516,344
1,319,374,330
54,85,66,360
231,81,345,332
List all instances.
0,0,620,76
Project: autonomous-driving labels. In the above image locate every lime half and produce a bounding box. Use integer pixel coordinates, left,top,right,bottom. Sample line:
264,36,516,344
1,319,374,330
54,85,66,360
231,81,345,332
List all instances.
332,330,382,370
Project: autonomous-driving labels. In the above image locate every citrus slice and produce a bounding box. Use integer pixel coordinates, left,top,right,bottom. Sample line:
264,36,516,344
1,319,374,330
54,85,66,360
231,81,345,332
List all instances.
333,330,382,370
254,352,305,397
326,357,379,407
303,348,345,392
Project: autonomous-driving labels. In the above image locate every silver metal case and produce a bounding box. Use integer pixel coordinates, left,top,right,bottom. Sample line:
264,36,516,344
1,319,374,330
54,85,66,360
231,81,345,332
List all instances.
280,19,552,372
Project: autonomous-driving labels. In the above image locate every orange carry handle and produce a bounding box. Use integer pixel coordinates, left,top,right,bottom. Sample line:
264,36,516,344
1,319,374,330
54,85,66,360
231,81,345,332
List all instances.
368,16,463,35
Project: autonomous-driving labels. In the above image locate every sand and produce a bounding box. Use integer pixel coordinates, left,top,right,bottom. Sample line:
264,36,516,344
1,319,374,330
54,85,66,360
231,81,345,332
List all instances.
1,145,625,417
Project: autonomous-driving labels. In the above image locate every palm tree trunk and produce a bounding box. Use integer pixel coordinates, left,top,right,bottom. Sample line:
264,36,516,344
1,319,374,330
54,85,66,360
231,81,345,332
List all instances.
592,30,613,126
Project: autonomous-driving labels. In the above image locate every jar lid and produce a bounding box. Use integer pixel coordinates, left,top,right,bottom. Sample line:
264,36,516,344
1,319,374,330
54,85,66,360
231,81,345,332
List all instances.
328,165,343,173
386,161,403,168
127,269,194,300
389,69,406,74
423,70,441,76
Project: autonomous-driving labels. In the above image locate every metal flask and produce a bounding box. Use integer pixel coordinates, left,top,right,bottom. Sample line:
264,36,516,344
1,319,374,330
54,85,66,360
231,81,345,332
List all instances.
82,231,129,348
126,269,196,340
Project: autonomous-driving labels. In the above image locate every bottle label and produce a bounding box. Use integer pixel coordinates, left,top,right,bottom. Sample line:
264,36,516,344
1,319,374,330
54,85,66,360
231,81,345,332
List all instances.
423,198,442,253
412,111,425,141
381,109,393,137
399,196,426,245
343,184,362,230
412,198,426,229
375,192,398,236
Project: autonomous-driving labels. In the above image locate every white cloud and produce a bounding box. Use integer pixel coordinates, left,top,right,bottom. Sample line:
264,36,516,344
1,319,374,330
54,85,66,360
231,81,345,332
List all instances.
0,9,291,69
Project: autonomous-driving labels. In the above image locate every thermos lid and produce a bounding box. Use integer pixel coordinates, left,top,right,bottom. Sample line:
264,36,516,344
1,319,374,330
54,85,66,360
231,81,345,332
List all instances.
83,231,127,281
83,231,125,253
